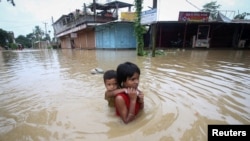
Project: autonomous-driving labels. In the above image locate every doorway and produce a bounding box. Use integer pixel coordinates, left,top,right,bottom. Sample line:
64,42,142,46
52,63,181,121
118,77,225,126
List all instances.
193,25,210,48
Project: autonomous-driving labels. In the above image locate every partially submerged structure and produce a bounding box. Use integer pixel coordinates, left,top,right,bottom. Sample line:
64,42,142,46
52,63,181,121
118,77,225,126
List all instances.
95,21,136,49
53,1,250,50
144,12,250,49
52,1,135,49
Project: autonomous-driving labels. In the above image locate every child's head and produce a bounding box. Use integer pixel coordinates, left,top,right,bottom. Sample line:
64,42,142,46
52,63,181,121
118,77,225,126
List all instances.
103,70,118,91
116,62,140,89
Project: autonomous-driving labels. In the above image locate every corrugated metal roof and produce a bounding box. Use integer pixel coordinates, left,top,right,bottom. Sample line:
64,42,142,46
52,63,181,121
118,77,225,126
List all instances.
216,12,231,23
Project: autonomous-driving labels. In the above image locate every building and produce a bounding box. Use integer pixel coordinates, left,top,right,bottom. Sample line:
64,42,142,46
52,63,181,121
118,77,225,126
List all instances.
144,12,250,49
52,1,134,49
95,21,136,49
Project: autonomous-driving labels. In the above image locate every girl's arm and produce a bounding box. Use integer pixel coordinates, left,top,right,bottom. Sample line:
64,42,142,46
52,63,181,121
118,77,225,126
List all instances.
137,90,144,109
115,88,137,124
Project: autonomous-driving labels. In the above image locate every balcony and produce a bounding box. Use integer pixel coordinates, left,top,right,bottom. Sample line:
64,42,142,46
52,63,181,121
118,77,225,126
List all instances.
53,13,117,35
53,1,133,36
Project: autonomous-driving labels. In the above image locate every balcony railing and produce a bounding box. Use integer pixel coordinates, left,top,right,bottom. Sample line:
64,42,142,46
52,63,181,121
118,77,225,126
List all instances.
54,14,117,35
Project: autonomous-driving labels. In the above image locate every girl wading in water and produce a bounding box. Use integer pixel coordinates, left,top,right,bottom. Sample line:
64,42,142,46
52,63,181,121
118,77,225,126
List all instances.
115,62,144,124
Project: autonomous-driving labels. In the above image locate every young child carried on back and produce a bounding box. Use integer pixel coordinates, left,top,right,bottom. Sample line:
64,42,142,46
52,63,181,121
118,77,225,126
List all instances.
103,70,127,107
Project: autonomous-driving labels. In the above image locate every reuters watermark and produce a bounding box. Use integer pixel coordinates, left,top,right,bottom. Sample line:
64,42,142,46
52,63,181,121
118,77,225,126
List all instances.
208,125,250,140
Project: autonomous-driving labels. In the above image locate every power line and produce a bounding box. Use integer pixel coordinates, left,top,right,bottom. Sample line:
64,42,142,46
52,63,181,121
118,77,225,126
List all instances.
186,0,201,11
0,23,37,28
0,18,52,24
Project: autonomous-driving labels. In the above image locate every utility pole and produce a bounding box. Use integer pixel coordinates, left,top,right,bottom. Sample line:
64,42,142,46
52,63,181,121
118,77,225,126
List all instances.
151,0,157,57
43,22,48,35
51,16,55,39
93,0,96,22
43,22,48,48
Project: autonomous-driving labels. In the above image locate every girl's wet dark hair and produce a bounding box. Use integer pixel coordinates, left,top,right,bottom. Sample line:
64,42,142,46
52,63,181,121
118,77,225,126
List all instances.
103,70,116,82
116,62,140,87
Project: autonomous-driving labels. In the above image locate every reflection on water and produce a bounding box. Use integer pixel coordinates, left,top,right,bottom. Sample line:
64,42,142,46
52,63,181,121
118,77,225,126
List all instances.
0,49,249,141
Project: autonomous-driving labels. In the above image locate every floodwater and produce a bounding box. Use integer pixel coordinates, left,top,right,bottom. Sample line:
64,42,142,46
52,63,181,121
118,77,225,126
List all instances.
0,49,249,141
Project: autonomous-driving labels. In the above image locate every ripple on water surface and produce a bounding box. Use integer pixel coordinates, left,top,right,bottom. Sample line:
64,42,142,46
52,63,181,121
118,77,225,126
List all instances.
0,49,249,141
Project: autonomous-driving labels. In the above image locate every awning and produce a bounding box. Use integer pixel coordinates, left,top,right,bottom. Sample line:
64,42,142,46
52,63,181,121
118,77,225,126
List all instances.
216,12,231,23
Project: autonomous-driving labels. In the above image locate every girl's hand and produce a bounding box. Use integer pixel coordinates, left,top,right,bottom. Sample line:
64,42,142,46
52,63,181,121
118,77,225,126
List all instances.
137,91,144,103
127,88,137,101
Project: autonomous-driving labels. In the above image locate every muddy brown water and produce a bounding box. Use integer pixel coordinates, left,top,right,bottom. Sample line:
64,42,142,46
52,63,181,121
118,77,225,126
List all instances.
0,49,249,141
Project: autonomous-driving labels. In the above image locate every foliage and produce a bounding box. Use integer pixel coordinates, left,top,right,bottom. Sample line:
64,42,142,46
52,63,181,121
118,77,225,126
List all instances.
0,0,15,6
155,49,165,56
31,26,50,42
134,0,145,56
0,28,12,47
7,0,15,6
9,43,17,49
47,46,53,49
44,33,51,41
33,26,44,41
234,12,250,19
144,49,165,56
16,35,32,48
26,33,35,41
201,1,221,20
1,24,50,49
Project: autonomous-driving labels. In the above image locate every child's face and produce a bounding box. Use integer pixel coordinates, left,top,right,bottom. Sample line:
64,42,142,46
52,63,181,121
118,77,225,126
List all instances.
123,72,140,89
105,78,118,91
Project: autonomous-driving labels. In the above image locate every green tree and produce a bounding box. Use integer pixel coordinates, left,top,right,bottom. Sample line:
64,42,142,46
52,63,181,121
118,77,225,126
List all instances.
15,35,32,48
0,28,12,47
201,1,221,20
134,0,145,56
44,33,51,41
26,33,35,47
33,26,44,42
26,33,35,39
234,12,250,19
0,0,15,6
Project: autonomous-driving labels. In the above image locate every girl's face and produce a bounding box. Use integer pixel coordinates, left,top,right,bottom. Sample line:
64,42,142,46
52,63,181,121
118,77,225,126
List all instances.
123,72,140,89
